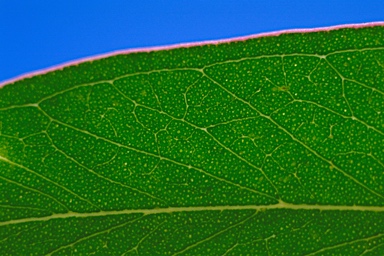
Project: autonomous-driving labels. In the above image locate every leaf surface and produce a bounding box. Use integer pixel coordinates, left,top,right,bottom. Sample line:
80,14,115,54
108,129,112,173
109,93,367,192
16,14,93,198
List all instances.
1,24,384,255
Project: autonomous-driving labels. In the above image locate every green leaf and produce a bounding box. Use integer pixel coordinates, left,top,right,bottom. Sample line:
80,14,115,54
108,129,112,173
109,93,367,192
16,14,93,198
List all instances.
1,24,384,255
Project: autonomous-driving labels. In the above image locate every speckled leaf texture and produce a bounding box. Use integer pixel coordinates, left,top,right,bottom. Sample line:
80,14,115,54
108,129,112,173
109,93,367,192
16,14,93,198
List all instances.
1,25,384,255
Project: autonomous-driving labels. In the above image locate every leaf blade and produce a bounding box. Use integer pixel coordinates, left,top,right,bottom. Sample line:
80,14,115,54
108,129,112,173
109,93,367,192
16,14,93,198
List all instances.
1,24,384,255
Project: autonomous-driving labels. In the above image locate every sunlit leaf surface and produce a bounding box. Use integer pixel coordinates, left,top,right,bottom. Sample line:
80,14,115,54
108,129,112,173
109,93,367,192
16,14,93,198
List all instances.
1,24,384,255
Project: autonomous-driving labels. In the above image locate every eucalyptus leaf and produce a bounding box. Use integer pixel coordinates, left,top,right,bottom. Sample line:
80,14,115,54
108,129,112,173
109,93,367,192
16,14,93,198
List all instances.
1,24,384,255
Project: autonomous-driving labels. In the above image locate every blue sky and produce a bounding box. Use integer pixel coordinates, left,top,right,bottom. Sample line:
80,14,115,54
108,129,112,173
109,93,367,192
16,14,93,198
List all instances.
1,1,383,83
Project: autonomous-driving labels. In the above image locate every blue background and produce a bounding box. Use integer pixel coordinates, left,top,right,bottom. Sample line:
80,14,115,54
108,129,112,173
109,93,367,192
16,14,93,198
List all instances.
1,1,383,83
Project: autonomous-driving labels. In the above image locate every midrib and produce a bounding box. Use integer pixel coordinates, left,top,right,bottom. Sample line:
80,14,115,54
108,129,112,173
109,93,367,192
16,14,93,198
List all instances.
2,201,384,226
